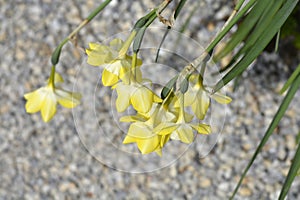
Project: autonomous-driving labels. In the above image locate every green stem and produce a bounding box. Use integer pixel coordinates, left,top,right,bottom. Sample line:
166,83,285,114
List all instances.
119,31,137,56
51,0,112,66
131,52,138,81
154,0,188,62
48,65,56,88
176,93,186,123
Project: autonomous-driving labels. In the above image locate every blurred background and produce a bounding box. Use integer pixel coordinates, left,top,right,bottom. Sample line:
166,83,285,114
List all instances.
1,0,300,199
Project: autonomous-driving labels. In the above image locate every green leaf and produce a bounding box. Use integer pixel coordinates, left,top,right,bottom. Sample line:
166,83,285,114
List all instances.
133,27,147,53
296,130,300,145
275,30,281,53
161,75,178,99
51,40,66,66
214,0,299,92
235,0,247,11
231,0,284,60
218,0,285,73
230,73,300,200
174,0,187,19
205,0,257,53
133,9,156,29
214,0,270,61
280,63,300,94
179,77,189,94
279,137,300,199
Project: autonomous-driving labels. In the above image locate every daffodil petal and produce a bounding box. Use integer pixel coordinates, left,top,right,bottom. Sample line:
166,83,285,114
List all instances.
122,135,136,144
136,136,159,154
134,67,143,82
192,91,210,120
105,60,123,75
102,69,119,86
136,58,143,66
212,92,232,104
155,123,178,135
184,90,197,106
54,72,64,83
131,86,153,113
24,89,45,113
170,132,180,141
87,52,110,66
176,124,194,144
127,122,153,139
155,148,162,156
119,66,132,84
109,38,123,51
115,84,131,112
56,89,81,108
40,92,57,122
88,42,106,51
184,111,194,123
160,134,171,147
191,124,211,134
119,115,147,123
46,72,64,85
188,74,199,85
153,94,163,103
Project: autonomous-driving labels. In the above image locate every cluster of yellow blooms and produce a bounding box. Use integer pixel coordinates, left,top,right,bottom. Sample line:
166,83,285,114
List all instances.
24,32,231,156
85,34,232,156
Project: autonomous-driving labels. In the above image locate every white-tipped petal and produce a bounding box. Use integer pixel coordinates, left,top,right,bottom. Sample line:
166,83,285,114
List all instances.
212,92,232,104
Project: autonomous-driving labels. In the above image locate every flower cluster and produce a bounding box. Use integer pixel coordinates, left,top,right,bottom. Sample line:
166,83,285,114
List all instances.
23,29,232,156
86,34,232,156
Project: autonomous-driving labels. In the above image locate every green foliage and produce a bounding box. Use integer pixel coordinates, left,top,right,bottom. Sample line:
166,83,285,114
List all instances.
230,73,300,199
213,0,299,92
203,0,300,199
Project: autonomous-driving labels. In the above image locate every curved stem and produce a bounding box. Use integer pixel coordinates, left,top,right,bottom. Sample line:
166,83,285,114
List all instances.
51,0,112,66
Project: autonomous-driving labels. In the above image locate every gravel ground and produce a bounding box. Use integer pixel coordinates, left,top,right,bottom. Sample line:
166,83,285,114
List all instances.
1,0,300,199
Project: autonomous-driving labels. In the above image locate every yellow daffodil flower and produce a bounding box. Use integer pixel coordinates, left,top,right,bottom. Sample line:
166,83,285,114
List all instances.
121,103,175,156
24,71,81,122
112,63,161,113
157,94,211,143
86,38,142,86
113,80,160,113
184,74,232,119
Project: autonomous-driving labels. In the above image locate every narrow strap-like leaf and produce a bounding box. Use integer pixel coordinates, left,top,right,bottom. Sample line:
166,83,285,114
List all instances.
279,139,300,200
232,0,284,60
214,0,299,92
205,0,257,53
280,63,300,94
214,0,270,61
230,73,300,199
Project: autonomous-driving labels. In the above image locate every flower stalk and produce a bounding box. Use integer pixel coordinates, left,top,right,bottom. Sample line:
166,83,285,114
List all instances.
51,0,112,66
